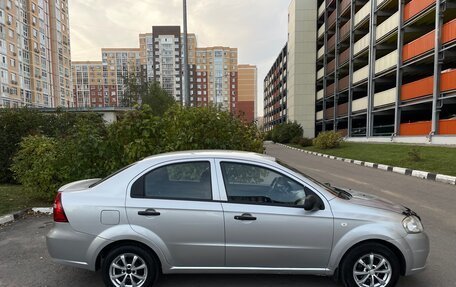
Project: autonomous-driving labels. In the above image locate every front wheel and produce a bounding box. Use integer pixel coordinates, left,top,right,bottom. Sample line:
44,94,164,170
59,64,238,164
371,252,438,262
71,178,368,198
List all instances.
102,245,158,287
341,243,400,287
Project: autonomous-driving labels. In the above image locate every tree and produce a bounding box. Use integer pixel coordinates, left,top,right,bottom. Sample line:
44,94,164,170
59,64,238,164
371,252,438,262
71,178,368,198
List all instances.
122,74,176,116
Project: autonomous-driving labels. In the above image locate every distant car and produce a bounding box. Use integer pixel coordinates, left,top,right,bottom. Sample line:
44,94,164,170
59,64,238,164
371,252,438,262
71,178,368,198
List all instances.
47,151,429,287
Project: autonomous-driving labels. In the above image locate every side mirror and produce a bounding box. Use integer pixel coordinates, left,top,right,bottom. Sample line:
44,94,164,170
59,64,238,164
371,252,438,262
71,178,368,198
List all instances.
304,194,323,212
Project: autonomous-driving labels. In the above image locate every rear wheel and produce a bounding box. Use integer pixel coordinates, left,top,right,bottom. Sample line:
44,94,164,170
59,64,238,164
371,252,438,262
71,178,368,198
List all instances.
341,243,400,287
102,245,158,287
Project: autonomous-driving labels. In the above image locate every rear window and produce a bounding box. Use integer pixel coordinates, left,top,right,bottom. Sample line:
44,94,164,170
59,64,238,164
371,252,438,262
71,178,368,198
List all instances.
89,163,137,188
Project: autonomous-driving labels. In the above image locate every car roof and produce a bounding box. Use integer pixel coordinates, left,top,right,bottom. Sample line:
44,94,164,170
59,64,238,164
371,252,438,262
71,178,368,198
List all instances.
141,150,276,163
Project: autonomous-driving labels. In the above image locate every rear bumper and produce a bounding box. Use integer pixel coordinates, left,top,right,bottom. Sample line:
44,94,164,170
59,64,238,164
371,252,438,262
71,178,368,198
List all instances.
46,223,109,271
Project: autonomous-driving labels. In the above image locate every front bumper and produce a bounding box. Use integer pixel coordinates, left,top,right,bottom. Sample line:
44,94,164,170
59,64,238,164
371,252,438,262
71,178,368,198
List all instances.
46,223,109,271
396,231,430,276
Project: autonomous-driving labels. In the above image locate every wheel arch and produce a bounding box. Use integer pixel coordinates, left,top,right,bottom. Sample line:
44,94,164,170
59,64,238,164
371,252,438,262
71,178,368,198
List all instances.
335,239,407,279
95,240,162,274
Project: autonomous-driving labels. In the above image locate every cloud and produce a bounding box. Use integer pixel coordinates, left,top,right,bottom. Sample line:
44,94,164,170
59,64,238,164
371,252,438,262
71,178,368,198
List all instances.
69,0,291,116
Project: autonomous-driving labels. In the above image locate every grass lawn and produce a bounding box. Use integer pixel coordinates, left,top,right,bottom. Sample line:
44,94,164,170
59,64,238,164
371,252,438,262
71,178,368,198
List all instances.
0,185,51,216
290,142,456,177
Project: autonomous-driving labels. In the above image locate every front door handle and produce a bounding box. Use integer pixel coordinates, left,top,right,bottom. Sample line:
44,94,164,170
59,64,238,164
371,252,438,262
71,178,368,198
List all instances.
234,213,257,221
138,209,161,216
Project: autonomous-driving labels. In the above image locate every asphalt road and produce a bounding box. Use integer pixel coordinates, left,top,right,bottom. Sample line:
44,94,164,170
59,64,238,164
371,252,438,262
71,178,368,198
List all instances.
0,143,454,286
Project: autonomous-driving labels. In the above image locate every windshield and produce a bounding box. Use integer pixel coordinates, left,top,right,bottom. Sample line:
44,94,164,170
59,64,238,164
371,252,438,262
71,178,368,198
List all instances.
277,160,351,199
89,162,137,188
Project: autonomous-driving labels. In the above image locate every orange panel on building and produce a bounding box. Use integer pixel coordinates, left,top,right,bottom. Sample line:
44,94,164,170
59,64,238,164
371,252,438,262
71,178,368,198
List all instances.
403,30,435,62
404,0,435,22
401,69,456,101
442,19,456,44
439,119,456,135
400,121,432,136
403,20,456,62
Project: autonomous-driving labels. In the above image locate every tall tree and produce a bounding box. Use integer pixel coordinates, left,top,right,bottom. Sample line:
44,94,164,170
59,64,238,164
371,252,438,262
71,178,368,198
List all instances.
122,74,176,116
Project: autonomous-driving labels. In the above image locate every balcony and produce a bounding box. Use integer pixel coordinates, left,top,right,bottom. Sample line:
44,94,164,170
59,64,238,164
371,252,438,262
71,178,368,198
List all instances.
337,102,349,116
353,65,369,84
318,2,325,18
374,88,396,107
339,48,350,65
376,11,399,41
318,45,325,59
404,0,435,23
327,59,336,74
354,1,371,27
338,75,350,91
318,25,325,38
340,0,351,14
325,107,335,119
403,19,456,62
401,69,456,101
328,11,337,29
317,89,324,100
340,20,351,41
326,83,336,97
354,33,370,56
317,67,325,80
352,97,368,112
328,35,336,52
375,50,398,74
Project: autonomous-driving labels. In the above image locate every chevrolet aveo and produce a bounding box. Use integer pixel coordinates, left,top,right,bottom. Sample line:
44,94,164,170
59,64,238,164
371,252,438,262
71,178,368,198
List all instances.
46,151,429,287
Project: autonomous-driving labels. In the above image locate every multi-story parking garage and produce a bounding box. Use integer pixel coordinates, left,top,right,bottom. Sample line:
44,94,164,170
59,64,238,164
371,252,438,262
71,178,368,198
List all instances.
316,0,456,139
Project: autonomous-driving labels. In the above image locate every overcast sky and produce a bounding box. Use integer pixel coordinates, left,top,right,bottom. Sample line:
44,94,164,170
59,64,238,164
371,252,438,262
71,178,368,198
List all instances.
69,0,291,116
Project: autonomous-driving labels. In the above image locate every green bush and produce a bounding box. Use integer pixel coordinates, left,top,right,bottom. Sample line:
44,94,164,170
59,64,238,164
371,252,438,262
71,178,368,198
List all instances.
271,122,303,144
10,135,61,201
313,131,343,149
0,108,103,184
11,105,264,201
298,137,313,147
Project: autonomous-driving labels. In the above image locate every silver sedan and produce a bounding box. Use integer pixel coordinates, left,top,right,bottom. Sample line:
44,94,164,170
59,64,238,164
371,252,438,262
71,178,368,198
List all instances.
47,150,429,287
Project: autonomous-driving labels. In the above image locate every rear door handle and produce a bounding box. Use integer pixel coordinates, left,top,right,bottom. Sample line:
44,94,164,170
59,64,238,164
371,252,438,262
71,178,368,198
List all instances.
234,213,257,221
138,209,161,216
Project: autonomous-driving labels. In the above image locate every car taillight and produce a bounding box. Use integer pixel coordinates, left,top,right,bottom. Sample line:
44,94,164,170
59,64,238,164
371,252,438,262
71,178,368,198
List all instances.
53,192,68,223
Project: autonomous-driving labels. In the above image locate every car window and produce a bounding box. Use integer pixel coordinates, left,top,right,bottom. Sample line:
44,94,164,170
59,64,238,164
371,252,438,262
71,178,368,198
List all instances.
220,162,308,206
132,161,212,201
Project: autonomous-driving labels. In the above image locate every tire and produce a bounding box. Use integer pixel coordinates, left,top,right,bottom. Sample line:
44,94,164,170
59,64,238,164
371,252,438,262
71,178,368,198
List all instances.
340,243,400,287
102,245,158,287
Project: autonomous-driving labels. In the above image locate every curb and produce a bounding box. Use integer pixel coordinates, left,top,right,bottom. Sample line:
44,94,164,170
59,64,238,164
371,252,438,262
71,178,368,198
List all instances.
0,207,52,226
277,144,456,186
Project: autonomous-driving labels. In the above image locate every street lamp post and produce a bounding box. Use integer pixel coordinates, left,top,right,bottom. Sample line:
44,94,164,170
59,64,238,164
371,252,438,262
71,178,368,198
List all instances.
182,0,190,107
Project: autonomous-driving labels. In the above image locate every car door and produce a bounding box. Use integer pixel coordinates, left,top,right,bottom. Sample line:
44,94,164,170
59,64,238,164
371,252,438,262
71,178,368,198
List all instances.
126,159,225,268
216,160,334,269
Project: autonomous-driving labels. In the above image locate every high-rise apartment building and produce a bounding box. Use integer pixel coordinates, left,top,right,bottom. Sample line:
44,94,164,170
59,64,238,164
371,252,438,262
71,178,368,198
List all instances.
101,48,141,106
189,46,238,111
264,44,288,131
0,0,73,108
151,26,182,103
237,64,257,122
263,0,317,138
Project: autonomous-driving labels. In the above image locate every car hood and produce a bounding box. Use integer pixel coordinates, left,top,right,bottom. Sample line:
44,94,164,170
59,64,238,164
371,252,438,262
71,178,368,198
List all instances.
58,178,101,192
339,188,407,215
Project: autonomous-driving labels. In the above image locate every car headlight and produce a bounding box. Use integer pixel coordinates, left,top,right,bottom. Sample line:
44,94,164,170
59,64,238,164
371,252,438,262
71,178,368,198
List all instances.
402,215,423,234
